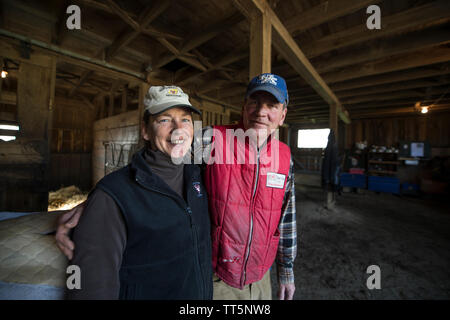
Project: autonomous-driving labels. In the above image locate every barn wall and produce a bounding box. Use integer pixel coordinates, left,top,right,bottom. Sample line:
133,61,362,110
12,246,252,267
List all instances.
0,58,55,211
290,112,450,160
92,110,140,186
344,112,450,150
49,96,94,192
191,98,231,126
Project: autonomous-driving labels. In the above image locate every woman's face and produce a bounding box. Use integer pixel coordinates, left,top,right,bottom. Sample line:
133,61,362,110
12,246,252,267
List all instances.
142,107,194,160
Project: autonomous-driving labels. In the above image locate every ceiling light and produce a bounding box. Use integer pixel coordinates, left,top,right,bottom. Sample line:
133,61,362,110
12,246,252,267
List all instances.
421,106,429,114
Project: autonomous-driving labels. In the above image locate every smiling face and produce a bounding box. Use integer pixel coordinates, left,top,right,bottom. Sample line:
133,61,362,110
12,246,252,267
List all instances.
142,107,194,159
242,91,287,135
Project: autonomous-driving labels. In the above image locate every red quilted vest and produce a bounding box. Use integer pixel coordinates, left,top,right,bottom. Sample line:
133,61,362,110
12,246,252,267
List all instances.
204,124,291,289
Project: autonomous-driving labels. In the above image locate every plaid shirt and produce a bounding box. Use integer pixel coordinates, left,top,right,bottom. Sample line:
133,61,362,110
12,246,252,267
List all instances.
198,127,297,285
277,156,297,284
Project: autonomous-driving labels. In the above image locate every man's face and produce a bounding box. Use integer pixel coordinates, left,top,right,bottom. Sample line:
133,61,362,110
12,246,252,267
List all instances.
142,107,193,159
242,91,287,133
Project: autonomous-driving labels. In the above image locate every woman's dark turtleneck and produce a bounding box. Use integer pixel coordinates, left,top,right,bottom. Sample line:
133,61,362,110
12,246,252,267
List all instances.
144,148,184,198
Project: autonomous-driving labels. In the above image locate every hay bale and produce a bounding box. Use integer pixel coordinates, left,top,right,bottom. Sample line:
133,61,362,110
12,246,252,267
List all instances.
48,186,88,211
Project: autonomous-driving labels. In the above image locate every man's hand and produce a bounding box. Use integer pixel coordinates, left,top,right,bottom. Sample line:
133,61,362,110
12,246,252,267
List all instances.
277,283,295,300
55,201,85,260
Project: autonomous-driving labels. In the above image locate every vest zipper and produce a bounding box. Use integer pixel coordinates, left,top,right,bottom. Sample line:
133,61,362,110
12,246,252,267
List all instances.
242,148,260,287
186,206,206,299
135,177,205,298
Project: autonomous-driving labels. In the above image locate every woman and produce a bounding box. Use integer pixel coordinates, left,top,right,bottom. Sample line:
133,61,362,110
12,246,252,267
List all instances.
66,86,212,300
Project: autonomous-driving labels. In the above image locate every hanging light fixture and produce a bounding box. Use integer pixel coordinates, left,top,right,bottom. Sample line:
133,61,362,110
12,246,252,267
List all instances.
414,101,429,115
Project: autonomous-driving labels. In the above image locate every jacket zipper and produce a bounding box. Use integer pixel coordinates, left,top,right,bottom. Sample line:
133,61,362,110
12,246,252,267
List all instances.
186,206,205,299
242,148,260,287
135,177,205,298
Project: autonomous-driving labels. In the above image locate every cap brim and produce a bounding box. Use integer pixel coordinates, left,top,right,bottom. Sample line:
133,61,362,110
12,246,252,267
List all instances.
246,85,286,105
150,103,202,116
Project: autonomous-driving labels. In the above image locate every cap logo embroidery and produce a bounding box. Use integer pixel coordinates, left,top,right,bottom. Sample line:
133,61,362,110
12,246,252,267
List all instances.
259,74,277,85
167,88,179,95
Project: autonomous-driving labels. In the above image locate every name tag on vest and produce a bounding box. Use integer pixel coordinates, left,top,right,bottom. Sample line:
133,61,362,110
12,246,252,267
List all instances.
266,172,286,189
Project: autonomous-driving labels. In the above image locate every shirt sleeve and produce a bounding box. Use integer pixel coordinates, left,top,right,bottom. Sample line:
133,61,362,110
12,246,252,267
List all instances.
276,156,297,284
66,188,127,300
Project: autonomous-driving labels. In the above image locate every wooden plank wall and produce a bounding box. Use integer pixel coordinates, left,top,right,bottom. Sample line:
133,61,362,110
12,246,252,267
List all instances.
48,96,94,192
49,153,91,191
92,110,140,186
344,112,450,150
0,60,54,211
192,98,231,127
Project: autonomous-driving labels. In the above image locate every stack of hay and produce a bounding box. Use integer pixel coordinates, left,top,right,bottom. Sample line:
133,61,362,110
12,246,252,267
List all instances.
48,186,88,211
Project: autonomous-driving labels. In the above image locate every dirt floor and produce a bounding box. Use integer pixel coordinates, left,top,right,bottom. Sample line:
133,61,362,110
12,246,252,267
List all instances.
270,185,450,300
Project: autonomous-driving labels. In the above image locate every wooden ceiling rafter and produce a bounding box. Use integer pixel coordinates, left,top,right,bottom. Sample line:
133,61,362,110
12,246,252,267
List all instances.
232,0,351,125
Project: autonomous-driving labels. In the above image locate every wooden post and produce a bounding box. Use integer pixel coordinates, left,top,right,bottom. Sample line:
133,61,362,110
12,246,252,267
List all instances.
121,86,128,113
108,92,114,117
326,102,338,210
329,103,338,141
99,95,105,119
249,12,272,79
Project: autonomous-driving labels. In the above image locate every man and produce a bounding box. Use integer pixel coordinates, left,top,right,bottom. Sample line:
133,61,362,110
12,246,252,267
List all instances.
203,73,296,300
56,73,297,300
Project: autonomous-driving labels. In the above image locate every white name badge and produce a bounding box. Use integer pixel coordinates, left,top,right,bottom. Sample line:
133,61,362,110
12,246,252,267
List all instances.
266,172,286,189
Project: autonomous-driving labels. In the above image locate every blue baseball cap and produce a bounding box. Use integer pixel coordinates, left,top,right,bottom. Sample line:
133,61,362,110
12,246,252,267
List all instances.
246,73,289,106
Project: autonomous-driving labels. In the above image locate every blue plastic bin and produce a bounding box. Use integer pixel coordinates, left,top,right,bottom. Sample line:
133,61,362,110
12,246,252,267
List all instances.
340,173,367,188
368,176,400,194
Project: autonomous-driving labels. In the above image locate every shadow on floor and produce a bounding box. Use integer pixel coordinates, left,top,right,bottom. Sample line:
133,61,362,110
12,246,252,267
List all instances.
270,186,450,300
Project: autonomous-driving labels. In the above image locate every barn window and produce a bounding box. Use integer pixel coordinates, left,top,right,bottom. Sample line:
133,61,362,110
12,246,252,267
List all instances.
297,128,330,149
0,121,20,142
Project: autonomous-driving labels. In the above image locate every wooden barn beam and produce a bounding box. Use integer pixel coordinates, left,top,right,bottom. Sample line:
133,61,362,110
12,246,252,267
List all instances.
249,10,272,78
313,28,450,74
288,77,450,106
0,29,146,83
348,97,450,111
336,78,450,99
105,0,170,61
104,0,206,72
322,46,450,84
231,0,350,124
273,27,450,77
302,0,450,59
341,87,450,105
196,79,230,94
177,49,248,85
54,0,70,45
287,96,450,118
350,103,450,119
69,70,93,97
289,87,450,114
75,0,116,15
104,0,140,30
330,64,450,92
180,13,245,54
285,0,380,36
105,30,141,61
